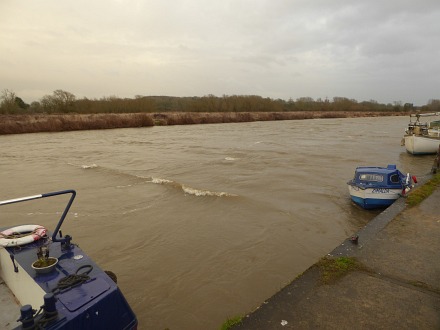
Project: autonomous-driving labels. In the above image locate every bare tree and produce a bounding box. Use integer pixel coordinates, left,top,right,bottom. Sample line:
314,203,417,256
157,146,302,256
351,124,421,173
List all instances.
41,90,76,113
0,89,19,113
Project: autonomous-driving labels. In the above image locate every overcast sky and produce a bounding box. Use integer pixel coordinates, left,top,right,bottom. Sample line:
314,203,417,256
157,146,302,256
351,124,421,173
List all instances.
1,0,439,105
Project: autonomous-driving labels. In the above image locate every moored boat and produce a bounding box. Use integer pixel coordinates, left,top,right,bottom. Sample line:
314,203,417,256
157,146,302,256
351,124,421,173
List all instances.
347,165,415,209
0,190,138,330
402,112,440,155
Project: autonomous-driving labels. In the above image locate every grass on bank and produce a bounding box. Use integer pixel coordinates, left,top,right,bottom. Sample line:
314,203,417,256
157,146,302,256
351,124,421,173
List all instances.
219,315,243,330
406,173,440,207
317,256,365,284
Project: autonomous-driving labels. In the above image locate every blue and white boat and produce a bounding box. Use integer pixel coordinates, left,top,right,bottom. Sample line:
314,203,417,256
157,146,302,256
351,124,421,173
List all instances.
0,190,138,330
347,165,414,209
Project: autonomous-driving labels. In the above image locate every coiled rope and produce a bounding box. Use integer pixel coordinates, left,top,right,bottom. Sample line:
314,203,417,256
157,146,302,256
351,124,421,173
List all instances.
53,264,93,294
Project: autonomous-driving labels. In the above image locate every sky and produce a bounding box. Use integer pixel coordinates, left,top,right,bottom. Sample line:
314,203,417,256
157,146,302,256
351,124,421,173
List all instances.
1,0,439,106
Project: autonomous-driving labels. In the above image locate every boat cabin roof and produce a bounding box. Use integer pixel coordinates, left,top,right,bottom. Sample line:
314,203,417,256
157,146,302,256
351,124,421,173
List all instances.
355,164,398,176
352,165,405,187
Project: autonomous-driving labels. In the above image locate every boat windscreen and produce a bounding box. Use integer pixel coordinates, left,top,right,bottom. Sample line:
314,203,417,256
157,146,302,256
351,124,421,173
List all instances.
359,174,383,182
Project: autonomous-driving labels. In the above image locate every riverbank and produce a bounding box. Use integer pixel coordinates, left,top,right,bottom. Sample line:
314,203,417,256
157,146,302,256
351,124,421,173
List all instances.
230,176,440,329
0,111,405,135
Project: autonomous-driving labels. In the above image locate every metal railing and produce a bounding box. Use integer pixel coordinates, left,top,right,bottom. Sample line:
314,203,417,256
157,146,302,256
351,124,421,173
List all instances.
0,189,76,244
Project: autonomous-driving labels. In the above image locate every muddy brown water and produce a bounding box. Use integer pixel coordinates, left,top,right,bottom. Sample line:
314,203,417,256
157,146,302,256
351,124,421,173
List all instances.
0,116,434,329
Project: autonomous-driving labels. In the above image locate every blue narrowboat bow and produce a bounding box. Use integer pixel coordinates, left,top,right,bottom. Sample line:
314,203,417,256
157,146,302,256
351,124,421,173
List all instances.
0,190,138,330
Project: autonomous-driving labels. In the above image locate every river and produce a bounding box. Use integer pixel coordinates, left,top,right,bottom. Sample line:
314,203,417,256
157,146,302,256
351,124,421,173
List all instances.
0,116,434,329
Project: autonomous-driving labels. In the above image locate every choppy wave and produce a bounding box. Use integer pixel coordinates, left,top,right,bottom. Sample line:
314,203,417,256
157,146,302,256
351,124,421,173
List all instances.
81,164,98,169
66,163,236,197
150,177,237,197
181,185,235,197
68,163,98,169
151,178,174,184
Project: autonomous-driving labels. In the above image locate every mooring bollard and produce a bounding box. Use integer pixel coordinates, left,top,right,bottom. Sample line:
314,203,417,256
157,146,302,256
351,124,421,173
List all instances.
19,305,34,329
432,144,440,174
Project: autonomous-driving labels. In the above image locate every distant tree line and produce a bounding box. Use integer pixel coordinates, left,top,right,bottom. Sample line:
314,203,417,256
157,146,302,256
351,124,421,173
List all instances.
1,88,439,115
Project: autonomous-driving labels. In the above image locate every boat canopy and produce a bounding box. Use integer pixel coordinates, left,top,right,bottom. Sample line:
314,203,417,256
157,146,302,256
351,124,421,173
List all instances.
350,165,406,188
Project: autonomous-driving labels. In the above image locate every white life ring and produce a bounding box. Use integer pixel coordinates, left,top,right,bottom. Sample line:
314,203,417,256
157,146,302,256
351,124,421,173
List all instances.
0,225,47,247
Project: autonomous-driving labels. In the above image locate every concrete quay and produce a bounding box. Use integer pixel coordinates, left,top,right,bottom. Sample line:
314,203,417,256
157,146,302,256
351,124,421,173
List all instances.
232,185,440,330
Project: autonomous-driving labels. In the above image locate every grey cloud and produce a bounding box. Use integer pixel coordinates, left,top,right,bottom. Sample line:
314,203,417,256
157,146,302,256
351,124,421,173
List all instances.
0,0,439,105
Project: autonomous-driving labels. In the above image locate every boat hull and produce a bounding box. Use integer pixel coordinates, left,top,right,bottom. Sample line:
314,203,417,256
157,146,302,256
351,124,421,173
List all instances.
404,134,440,155
348,185,402,209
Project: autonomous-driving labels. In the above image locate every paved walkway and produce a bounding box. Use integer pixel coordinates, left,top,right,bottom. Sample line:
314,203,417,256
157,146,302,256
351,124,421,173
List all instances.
233,187,440,330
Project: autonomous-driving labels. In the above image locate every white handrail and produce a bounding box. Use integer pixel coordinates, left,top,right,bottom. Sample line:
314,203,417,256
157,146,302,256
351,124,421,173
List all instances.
410,112,440,118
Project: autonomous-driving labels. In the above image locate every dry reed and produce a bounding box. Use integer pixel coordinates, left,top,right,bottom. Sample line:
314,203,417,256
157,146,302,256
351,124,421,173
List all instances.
0,111,403,135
